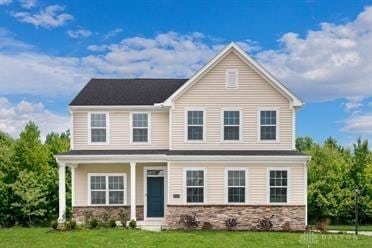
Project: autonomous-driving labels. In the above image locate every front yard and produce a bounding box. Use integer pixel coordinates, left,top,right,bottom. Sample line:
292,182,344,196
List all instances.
1,228,371,248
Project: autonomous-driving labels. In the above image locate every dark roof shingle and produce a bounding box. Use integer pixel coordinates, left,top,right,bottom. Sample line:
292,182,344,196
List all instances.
70,78,188,106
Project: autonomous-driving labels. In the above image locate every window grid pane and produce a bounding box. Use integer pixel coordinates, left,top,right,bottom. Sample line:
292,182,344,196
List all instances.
91,128,106,142
227,170,245,203
224,111,240,140
186,170,204,203
90,175,125,205
269,170,288,203
187,111,203,140
91,113,106,128
260,111,276,140
133,113,148,128
133,128,148,142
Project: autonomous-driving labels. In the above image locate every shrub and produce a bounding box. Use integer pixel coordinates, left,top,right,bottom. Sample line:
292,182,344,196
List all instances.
89,218,99,229
256,215,274,231
118,209,128,228
66,220,77,230
282,221,291,231
179,213,199,229
101,208,112,226
83,210,93,224
129,219,136,229
51,220,58,230
225,218,238,231
201,222,213,230
315,218,330,232
109,219,117,228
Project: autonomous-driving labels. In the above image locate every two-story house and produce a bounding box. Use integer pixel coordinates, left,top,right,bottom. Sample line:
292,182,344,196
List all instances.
56,42,310,230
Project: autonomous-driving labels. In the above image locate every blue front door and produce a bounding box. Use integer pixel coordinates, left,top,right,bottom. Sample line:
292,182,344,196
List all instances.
147,176,164,218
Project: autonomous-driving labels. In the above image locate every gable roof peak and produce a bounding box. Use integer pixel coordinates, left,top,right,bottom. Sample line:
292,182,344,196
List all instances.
164,42,303,108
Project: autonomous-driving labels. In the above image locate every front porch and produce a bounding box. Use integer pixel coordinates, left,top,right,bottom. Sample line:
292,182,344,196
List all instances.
56,157,168,226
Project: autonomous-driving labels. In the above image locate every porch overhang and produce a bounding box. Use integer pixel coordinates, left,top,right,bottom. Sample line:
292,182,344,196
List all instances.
55,149,310,165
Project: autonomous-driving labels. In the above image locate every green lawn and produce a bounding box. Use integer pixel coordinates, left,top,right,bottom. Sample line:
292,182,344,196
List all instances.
0,228,371,248
329,225,372,231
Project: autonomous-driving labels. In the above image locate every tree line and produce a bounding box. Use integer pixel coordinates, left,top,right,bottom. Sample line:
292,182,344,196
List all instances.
0,122,371,227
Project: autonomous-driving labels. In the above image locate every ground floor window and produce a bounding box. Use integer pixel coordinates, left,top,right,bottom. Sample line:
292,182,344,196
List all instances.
186,169,205,203
269,170,288,203
227,169,246,203
89,173,126,205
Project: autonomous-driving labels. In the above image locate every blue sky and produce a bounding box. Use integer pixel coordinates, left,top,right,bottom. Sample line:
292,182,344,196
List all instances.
0,0,371,146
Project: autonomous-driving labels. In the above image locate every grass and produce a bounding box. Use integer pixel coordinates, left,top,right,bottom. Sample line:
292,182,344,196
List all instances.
329,225,372,231
0,228,371,248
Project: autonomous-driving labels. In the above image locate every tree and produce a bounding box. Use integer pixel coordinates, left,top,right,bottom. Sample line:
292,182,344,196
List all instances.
296,136,313,152
11,171,48,225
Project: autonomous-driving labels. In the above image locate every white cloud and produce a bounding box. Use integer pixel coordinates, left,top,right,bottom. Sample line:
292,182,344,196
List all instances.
342,112,372,135
344,97,363,112
0,0,12,5
104,28,123,40
0,27,33,51
19,0,36,9
0,97,69,139
67,28,92,39
11,5,73,29
256,6,372,102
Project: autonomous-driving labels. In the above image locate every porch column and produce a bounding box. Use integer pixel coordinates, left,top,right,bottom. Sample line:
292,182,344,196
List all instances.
58,162,66,223
130,161,136,220
69,164,77,207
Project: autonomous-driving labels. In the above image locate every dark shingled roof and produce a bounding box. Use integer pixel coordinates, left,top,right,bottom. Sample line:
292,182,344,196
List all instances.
70,78,188,106
57,150,308,156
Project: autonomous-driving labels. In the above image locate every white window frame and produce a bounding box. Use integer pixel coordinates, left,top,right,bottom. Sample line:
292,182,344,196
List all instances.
88,173,127,206
224,168,248,204
183,168,207,204
225,69,239,89
130,112,151,144
88,112,110,145
184,107,206,143
221,108,243,143
257,107,280,143
266,168,290,204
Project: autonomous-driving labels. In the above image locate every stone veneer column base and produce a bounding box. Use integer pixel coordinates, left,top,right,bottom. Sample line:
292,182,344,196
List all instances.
166,205,305,231
72,206,144,222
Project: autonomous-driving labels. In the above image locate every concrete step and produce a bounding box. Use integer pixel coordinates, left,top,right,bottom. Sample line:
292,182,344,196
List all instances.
140,225,162,232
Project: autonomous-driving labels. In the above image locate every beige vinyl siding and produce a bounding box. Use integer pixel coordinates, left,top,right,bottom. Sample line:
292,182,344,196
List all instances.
74,163,166,207
168,162,305,205
171,51,293,150
72,111,169,150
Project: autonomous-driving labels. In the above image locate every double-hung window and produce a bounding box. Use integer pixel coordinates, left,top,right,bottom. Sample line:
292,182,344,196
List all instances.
90,113,107,143
187,110,204,141
227,169,246,203
186,170,205,203
132,113,149,143
223,110,240,141
260,110,277,140
89,174,126,205
269,170,288,203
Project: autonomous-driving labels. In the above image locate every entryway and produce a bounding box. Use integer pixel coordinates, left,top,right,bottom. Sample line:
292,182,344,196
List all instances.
144,167,166,220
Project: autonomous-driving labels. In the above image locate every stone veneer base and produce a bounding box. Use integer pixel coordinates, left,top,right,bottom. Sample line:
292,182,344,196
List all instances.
166,205,306,231
72,206,144,222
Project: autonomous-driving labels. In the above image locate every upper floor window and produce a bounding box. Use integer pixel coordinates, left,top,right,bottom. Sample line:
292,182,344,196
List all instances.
90,113,107,143
89,173,126,205
225,69,239,88
227,169,246,203
132,113,149,143
187,110,204,141
269,170,287,203
260,110,277,140
186,169,205,203
223,110,240,141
